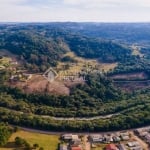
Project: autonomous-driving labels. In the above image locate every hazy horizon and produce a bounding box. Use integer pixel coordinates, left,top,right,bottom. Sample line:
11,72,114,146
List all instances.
0,22,150,24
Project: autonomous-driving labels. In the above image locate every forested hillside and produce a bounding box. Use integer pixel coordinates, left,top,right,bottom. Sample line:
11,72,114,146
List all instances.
0,24,132,72
0,30,69,71
48,22,150,43
0,23,149,132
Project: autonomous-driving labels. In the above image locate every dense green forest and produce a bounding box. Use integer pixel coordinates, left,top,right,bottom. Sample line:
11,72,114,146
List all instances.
0,73,124,117
0,30,68,72
0,24,132,72
141,46,150,59
0,95,149,132
0,72,149,131
63,35,131,62
50,22,150,43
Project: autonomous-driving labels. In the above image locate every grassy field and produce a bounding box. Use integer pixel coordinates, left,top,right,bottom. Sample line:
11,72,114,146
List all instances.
0,130,60,150
57,52,117,76
131,45,144,57
0,57,11,68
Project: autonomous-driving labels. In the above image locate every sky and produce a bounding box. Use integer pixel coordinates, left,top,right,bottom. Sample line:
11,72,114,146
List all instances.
0,0,150,22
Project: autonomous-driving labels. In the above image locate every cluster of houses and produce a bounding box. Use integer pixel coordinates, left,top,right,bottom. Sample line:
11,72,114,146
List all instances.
59,132,144,150
89,132,130,144
89,132,143,150
60,134,82,150
89,131,143,150
104,141,143,150
105,143,125,150
135,127,150,146
0,56,32,82
127,141,143,150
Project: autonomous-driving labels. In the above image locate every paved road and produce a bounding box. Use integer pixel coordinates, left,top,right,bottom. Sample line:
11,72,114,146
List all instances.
14,125,150,135
46,113,120,121
0,106,120,121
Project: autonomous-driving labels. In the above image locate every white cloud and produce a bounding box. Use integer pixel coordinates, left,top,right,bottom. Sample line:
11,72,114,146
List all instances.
63,0,150,8
0,0,37,22
0,0,150,22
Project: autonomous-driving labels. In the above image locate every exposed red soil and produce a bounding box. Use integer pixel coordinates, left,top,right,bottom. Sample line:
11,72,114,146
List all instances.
9,74,84,95
114,81,150,92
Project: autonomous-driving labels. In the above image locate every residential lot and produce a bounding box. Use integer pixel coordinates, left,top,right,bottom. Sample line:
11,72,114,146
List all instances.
59,130,148,150
1,127,149,150
134,127,150,149
89,131,146,150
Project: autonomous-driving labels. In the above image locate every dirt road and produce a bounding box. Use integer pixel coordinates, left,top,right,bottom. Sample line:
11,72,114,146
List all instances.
83,135,91,150
131,132,149,150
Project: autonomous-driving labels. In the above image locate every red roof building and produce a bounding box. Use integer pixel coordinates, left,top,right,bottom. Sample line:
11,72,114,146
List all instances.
106,144,118,150
71,146,82,150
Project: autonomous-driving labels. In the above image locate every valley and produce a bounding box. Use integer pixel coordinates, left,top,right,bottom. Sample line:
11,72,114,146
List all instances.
0,0,150,147
0,23,149,150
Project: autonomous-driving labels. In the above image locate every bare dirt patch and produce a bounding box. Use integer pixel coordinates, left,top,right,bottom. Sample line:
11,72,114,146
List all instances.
9,74,84,95
9,75,70,95
5,50,117,95
110,72,148,80
110,72,150,92
114,81,150,92
131,132,149,150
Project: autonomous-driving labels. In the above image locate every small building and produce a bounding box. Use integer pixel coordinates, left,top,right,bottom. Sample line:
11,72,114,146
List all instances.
127,141,140,147
134,129,143,135
119,132,130,141
70,139,81,147
120,132,130,137
62,134,79,141
106,144,119,150
113,136,121,142
72,135,79,141
62,134,73,141
71,146,82,150
9,75,19,82
129,146,142,150
120,135,130,141
89,134,103,143
117,144,127,150
104,135,113,143
145,134,150,143
59,145,68,150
